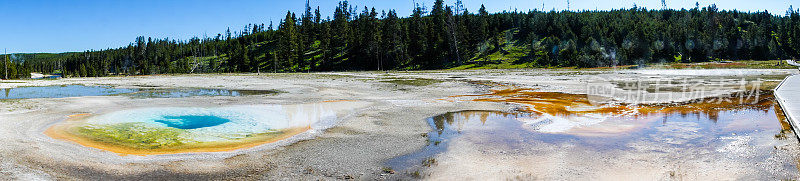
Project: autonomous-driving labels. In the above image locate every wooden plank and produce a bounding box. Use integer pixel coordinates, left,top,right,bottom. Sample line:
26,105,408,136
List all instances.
775,75,800,138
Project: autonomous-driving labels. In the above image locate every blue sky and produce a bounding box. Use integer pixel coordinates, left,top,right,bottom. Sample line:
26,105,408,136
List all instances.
0,0,794,53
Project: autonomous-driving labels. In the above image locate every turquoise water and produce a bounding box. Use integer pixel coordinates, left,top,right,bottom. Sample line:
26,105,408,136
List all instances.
0,85,137,99
154,115,231,129
0,85,277,99
82,102,369,142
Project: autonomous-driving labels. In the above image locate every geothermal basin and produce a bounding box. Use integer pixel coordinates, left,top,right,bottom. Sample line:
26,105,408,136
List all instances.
3,70,799,180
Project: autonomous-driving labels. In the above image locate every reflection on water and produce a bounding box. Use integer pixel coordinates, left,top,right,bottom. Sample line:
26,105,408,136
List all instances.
0,85,278,99
390,92,794,176
459,88,773,135
386,111,529,171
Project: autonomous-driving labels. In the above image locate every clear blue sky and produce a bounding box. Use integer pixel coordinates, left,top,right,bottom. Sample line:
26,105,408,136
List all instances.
0,0,794,53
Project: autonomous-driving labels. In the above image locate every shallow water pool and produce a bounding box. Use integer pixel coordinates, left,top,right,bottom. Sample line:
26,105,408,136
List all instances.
388,93,799,179
0,85,277,99
0,85,137,99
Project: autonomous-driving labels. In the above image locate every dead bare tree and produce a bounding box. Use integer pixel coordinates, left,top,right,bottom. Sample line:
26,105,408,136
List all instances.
446,11,462,66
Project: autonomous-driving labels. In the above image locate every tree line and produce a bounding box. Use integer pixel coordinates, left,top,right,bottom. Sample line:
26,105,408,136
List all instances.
3,0,799,78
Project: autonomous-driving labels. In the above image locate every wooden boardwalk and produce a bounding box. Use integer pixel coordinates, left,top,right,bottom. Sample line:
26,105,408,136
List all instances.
787,60,800,67
776,74,800,138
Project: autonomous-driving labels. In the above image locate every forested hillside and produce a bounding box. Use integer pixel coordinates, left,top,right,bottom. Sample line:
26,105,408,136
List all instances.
2,0,799,78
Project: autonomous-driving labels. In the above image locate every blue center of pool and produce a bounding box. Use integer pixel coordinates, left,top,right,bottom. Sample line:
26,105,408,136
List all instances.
154,115,231,129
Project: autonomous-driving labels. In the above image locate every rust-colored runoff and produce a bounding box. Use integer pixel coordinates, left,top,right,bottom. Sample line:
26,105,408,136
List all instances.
457,85,775,119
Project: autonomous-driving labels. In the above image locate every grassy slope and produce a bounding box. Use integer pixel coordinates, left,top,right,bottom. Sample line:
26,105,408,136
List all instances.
451,29,539,70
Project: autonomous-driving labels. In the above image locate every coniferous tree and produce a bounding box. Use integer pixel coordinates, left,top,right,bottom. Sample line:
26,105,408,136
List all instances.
408,3,429,68
278,11,300,72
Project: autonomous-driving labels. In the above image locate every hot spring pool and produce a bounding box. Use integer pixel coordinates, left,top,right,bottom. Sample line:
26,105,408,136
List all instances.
45,101,369,155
